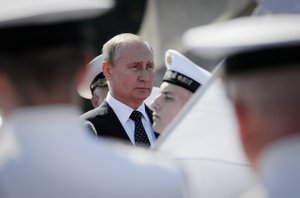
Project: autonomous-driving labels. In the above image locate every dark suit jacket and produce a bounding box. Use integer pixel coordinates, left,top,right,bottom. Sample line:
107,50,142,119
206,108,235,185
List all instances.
80,100,159,145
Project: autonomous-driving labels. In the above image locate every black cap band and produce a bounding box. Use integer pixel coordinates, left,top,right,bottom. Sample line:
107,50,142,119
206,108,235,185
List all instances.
0,20,94,54
225,45,300,75
163,70,200,93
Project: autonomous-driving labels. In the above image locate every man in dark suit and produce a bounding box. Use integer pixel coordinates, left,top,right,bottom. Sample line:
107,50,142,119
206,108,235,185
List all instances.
81,33,158,147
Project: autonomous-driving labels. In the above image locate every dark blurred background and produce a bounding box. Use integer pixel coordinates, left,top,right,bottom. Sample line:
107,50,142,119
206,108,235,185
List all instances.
90,0,148,52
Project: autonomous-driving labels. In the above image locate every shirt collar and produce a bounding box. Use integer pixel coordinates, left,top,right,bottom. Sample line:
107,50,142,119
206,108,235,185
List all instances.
106,93,150,125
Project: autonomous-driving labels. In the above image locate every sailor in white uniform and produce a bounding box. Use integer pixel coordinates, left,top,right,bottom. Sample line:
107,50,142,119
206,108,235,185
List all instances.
0,1,188,198
151,49,211,133
183,15,300,198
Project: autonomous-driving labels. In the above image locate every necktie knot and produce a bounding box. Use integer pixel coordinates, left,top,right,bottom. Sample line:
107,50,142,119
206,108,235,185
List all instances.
130,110,143,122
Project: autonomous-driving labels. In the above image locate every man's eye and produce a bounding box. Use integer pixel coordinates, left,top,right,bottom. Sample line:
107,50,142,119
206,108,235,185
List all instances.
164,96,174,101
147,65,154,70
129,65,138,69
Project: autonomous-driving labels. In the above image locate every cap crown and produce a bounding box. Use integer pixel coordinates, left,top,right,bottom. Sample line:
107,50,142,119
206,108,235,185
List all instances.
163,49,211,93
183,15,300,75
78,54,107,99
183,15,300,60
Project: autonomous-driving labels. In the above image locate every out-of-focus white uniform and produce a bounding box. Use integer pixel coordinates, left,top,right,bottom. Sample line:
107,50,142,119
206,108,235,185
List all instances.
239,135,300,198
258,135,300,198
0,105,187,198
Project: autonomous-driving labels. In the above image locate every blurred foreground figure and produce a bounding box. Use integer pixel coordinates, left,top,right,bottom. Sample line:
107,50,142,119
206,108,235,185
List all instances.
183,15,300,198
152,49,210,133
0,1,188,198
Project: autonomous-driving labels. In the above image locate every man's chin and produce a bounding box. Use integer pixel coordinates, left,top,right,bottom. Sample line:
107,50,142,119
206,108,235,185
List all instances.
152,124,159,132
135,90,151,98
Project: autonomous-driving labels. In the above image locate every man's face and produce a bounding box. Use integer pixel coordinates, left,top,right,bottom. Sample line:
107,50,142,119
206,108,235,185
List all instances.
151,82,192,133
107,41,154,108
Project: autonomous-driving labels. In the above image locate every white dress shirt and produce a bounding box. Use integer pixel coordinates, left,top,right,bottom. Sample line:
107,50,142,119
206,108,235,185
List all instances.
0,105,186,198
106,93,156,145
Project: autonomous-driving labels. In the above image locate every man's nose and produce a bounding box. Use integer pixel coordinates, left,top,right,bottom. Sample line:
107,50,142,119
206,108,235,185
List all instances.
151,95,162,111
139,69,153,82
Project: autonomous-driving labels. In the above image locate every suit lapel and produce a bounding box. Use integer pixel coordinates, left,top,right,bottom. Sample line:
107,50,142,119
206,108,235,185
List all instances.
97,101,131,142
96,101,159,142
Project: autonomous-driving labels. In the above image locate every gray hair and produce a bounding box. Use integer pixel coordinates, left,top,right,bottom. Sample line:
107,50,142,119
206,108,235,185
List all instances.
102,33,152,65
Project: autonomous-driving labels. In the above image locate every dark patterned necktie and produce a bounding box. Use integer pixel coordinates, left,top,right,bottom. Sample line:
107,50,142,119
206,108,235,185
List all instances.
130,110,150,147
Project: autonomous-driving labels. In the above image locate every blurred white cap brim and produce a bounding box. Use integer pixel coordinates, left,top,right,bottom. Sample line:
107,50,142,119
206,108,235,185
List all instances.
183,15,300,60
0,0,114,27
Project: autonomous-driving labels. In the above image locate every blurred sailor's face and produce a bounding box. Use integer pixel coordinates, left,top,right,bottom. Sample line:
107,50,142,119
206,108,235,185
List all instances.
151,82,192,133
106,41,154,109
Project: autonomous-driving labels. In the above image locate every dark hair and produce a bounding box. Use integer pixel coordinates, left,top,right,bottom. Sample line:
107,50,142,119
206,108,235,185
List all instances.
0,21,96,104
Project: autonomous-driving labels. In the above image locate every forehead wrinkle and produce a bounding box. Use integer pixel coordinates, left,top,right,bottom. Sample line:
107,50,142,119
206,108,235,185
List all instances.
115,49,154,66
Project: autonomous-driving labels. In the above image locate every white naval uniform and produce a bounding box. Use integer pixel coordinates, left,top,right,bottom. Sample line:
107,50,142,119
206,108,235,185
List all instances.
238,134,300,198
258,135,300,198
0,105,187,198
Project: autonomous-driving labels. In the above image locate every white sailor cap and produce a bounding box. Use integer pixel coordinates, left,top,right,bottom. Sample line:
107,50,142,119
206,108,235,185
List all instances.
0,0,114,27
78,54,107,99
163,49,211,93
182,15,300,75
0,0,114,54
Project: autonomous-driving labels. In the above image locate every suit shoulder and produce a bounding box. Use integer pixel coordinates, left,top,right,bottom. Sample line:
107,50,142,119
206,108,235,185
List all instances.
80,108,98,120
80,106,108,120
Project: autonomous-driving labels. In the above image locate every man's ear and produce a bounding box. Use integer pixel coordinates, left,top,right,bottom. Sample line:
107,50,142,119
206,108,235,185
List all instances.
91,95,99,108
102,61,112,80
0,72,16,116
234,100,260,158
233,100,264,166
233,101,249,148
